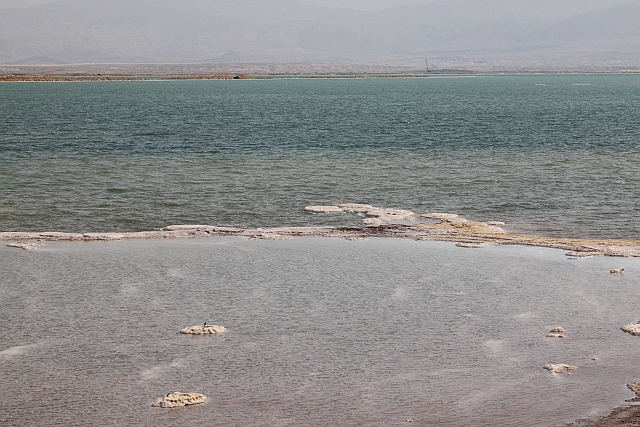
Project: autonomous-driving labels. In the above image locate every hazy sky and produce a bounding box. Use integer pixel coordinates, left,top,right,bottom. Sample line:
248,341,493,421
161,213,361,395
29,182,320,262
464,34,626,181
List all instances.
0,0,440,9
1,0,637,66
0,0,53,8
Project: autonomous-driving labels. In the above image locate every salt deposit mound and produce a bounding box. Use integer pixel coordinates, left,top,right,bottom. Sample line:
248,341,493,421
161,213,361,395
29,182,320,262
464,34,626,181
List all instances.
544,364,576,374
180,324,227,335
621,322,640,336
152,392,206,408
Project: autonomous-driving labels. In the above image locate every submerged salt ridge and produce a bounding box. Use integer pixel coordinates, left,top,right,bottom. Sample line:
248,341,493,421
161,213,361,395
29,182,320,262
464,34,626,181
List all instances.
4,203,640,258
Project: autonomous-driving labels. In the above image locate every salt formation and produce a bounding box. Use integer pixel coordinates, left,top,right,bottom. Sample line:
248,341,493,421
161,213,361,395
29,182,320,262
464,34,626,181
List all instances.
345,236,368,241
420,213,460,220
4,203,640,258
180,324,227,335
544,364,576,374
610,268,624,274
248,233,293,240
455,242,497,248
338,203,374,212
152,392,206,408
6,242,43,250
165,224,213,231
304,204,416,225
621,321,640,336
546,326,565,338
304,206,344,213
362,207,415,224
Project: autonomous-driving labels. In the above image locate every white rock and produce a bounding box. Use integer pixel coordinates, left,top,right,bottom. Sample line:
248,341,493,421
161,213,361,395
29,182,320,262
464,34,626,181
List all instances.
544,364,576,374
152,392,206,408
549,327,565,333
180,324,227,335
621,322,640,336
6,242,43,250
365,208,415,222
445,218,468,223
487,221,506,226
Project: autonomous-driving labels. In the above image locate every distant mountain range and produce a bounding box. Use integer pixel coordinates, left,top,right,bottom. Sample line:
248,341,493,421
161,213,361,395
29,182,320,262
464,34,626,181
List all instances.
1,0,638,68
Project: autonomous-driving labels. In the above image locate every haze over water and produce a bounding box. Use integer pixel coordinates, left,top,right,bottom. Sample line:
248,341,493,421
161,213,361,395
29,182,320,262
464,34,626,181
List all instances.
1,74,638,238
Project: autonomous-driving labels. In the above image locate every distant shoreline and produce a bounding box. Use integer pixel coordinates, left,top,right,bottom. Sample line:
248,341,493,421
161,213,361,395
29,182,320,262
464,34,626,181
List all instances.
1,70,640,82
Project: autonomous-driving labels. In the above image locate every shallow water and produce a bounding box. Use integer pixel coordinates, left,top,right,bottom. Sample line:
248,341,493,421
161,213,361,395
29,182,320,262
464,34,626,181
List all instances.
1,75,639,238
1,237,639,426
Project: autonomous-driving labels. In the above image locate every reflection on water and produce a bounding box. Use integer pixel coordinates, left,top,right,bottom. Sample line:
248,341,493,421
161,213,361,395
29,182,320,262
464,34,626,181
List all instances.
1,237,640,426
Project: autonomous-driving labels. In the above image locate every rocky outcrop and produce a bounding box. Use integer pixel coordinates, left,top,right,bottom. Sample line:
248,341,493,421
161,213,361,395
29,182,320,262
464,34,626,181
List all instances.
152,392,206,408
610,268,624,274
544,364,576,374
621,321,640,336
180,324,227,335
628,382,640,397
6,242,43,250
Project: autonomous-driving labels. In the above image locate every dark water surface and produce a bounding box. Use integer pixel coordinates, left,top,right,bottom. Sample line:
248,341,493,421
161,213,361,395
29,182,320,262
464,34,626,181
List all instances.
1,238,640,426
1,75,638,238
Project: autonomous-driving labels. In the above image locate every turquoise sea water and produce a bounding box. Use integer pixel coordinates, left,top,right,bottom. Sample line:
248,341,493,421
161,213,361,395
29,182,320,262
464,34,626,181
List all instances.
1,74,638,238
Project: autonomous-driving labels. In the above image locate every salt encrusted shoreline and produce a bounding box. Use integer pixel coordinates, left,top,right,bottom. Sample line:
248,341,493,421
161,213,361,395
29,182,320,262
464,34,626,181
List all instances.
561,383,640,427
3,204,639,258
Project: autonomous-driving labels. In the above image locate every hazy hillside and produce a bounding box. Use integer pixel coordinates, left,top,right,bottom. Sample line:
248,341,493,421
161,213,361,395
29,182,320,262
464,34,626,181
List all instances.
0,0,638,68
